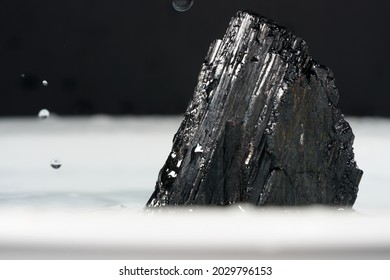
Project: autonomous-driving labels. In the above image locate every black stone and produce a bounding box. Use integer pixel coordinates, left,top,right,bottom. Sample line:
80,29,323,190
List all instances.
147,11,363,207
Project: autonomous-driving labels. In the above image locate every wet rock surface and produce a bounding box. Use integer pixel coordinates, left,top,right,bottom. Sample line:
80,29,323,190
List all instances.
147,11,363,207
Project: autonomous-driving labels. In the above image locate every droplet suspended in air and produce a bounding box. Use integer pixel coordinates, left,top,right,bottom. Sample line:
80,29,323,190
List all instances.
50,159,62,169
172,0,193,12
38,109,50,119
42,80,48,86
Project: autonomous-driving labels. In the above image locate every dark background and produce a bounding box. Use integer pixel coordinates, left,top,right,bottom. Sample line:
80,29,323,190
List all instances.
0,0,389,116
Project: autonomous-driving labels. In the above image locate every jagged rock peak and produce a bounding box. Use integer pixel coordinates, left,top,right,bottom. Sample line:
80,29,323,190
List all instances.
147,11,363,208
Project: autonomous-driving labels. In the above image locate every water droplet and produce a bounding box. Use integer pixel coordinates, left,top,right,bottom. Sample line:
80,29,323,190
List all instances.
38,109,50,119
21,73,25,78
42,80,48,86
172,0,193,12
50,159,62,169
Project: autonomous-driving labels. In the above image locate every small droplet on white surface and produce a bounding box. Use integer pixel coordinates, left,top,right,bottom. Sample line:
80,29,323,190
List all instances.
194,143,203,153
38,109,50,119
238,205,246,213
50,159,62,169
42,80,48,86
172,0,193,12
337,208,345,211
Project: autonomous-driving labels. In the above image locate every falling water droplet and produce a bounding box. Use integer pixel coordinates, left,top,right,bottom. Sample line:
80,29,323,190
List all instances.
50,159,62,169
38,109,50,119
42,80,48,86
172,0,193,12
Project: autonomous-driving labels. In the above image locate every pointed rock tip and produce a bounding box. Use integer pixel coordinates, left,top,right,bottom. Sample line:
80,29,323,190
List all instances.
237,10,286,30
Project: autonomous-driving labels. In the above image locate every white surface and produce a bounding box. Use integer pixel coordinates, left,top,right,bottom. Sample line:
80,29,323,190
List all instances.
348,118,390,212
0,116,181,208
0,116,389,259
1,207,390,259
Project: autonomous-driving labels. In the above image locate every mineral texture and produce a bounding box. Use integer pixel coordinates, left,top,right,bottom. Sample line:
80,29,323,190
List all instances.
147,11,363,207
